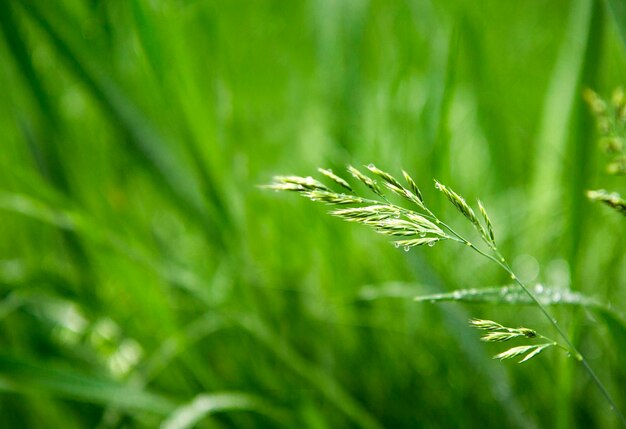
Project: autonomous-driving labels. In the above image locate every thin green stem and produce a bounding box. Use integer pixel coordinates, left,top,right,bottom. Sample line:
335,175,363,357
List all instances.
277,172,626,425
536,334,569,354
437,220,626,427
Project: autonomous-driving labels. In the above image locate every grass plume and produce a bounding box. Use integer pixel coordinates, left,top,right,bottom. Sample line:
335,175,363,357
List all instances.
587,190,626,215
584,88,626,218
470,319,567,364
266,164,626,426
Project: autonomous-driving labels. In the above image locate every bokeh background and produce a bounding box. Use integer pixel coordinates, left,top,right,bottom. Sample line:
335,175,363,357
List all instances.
1,0,626,428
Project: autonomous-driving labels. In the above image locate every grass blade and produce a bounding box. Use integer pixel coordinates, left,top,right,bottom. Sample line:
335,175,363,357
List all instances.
607,0,626,51
160,392,284,429
0,354,175,414
237,316,384,429
414,284,610,310
16,0,227,246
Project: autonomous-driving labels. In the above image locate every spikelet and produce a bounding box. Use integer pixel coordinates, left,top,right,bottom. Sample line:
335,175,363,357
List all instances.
318,168,353,192
347,165,383,197
587,190,626,216
469,319,556,363
477,200,496,246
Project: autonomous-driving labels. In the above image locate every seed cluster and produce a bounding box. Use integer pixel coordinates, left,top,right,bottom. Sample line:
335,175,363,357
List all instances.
469,319,556,364
584,88,626,217
265,164,498,251
266,165,452,249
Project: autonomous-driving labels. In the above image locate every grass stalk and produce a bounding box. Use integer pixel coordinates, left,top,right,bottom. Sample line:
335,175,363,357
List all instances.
266,165,626,426
431,207,626,427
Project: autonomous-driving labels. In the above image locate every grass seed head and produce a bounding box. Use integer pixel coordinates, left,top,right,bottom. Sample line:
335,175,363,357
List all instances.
366,164,404,189
587,189,626,215
494,344,552,364
266,175,331,192
599,137,624,155
481,332,525,343
365,165,424,208
402,170,424,204
303,190,364,205
494,345,538,361
469,319,505,331
434,181,486,236
393,237,441,248
318,168,353,192
583,88,607,117
347,165,383,197
477,200,496,246
607,157,626,175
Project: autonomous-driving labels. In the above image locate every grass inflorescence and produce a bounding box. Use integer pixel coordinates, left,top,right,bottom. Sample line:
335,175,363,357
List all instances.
585,88,626,217
266,164,626,426
469,319,568,364
266,166,450,250
586,190,626,215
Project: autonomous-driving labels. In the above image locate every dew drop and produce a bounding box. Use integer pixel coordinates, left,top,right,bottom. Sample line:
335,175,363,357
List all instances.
403,246,410,252
394,242,400,248
500,257,505,262
428,241,436,247
368,163,375,169
534,284,544,293
510,274,517,280
420,232,426,238
466,242,472,246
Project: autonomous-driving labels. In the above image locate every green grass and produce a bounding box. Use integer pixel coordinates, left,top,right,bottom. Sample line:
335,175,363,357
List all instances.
1,0,626,427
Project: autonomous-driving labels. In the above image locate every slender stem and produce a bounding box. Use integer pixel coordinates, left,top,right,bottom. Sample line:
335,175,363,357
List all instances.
330,187,624,425
438,222,626,426
506,262,626,427
537,334,569,353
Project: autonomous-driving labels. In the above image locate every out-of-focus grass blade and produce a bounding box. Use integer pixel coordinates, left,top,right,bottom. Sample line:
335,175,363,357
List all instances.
237,316,384,429
137,314,226,385
607,0,626,50
358,282,606,311
526,0,593,255
0,354,175,414
160,392,285,429
353,281,535,428
414,284,626,328
595,310,626,356
0,293,25,321
16,0,227,246
0,191,208,300
0,1,67,188
0,192,74,230
356,282,428,301
414,284,597,306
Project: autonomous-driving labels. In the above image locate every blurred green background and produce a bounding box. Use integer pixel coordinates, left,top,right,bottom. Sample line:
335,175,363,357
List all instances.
1,0,626,427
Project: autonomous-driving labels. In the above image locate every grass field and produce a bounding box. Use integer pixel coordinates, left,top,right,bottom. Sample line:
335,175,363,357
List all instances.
2,0,626,427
